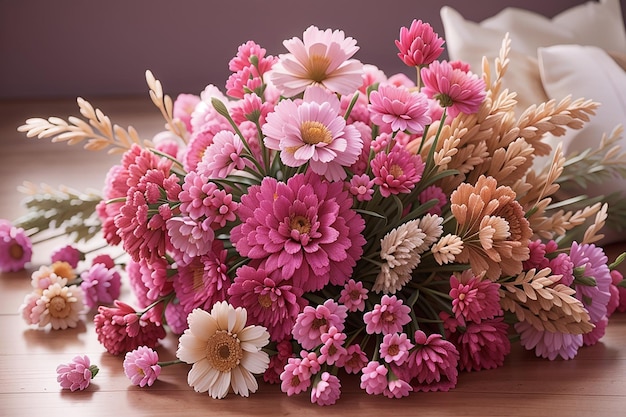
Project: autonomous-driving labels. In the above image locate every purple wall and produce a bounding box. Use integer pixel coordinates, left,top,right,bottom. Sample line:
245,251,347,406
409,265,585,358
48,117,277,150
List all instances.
1,0,622,99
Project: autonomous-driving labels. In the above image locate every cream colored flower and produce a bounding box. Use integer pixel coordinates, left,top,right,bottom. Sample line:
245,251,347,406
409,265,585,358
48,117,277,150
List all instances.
432,234,464,265
176,302,270,399
31,282,84,329
414,213,444,250
374,219,426,294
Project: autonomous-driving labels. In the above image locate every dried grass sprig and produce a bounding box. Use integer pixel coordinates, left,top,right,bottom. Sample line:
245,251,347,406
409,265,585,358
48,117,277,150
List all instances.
145,70,189,143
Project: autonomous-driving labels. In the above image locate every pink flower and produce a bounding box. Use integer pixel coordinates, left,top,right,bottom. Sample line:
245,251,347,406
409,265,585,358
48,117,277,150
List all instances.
56,355,98,391
123,346,161,387
368,84,431,133
80,262,122,309
449,271,502,323
19,292,41,325
347,174,375,202
91,254,115,269
196,130,247,178
395,19,444,67
231,173,365,292
268,25,364,96
0,219,32,272
292,299,347,349
420,60,486,119
132,256,174,302
228,265,307,341
226,66,264,99
319,326,347,365
230,93,273,125
550,253,574,286
569,242,612,323
262,86,363,181
166,216,215,265
360,360,388,395
402,330,459,392
418,185,447,215
611,270,626,313
229,40,276,74
515,320,583,360
363,295,412,335
383,377,413,399
173,93,201,133
311,372,341,406
370,144,425,198
379,332,413,365
94,300,166,355
280,357,312,396
336,343,368,374
583,315,608,346
50,245,83,269
339,279,368,312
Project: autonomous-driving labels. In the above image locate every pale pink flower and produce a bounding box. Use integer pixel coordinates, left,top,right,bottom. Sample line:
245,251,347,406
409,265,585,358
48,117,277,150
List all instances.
383,377,413,399
80,262,122,309
30,266,67,294
336,343,368,374
56,355,98,392
379,332,413,365
231,173,365,292
363,295,412,335
123,346,161,387
319,326,347,366
30,283,85,330
339,279,368,312
173,93,201,133
262,86,363,181
359,360,388,395
179,172,237,223
298,350,323,377
166,216,215,265
371,144,426,198
311,372,341,406
50,245,83,269
292,299,348,349
449,271,502,323
368,84,431,133
230,93,273,125
515,320,583,360
395,19,444,67
19,292,41,325
347,174,375,202
196,130,247,178
0,219,32,272
280,357,312,396
418,185,447,215
420,60,486,119
228,265,307,342
268,25,364,96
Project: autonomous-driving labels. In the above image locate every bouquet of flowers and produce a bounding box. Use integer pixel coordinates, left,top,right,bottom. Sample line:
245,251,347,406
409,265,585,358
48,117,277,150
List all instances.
6,19,626,405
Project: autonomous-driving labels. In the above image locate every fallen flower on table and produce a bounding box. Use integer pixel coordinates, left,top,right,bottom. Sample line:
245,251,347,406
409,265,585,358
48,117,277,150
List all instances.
56,355,99,392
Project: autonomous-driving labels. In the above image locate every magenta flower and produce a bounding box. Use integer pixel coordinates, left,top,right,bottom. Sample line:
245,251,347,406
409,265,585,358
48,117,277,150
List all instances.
231,173,365,292
166,216,215,265
311,372,341,406
395,19,444,67
123,346,161,387
338,278,368,312
360,360,388,395
0,219,32,272
368,84,431,133
50,245,83,269
56,355,98,391
379,332,413,366
418,185,447,215
420,60,486,119
363,295,412,335
449,271,502,323
515,321,583,360
611,270,626,314
262,85,363,181
80,262,122,309
292,299,348,349
401,330,459,392
583,315,608,346
569,242,612,323
370,144,426,198
228,265,307,341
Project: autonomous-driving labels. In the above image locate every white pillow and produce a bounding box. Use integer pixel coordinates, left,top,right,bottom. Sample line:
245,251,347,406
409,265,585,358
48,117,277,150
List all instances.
440,0,626,111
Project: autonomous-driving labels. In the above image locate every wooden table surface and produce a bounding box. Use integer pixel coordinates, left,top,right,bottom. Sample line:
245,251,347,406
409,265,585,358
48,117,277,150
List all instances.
1,97,625,417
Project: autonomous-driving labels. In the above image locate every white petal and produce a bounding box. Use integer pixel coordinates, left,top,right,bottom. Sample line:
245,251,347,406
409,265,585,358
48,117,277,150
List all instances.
241,351,270,374
187,308,217,341
209,371,232,399
176,333,207,364
238,325,269,346
187,360,212,393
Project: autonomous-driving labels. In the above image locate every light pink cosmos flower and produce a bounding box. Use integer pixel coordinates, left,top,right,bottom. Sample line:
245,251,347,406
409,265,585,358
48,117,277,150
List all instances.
262,85,363,181
292,299,348,349
196,130,247,178
339,279,368,312
363,295,412,335
80,262,122,309
368,84,431,133
56,355,98,392
379,332,413,366
359,360,388,395
123,346,161,387
420,60,486,119
395,19,445,67
370,144,426,198
515,320,583,360
311,372,341,406
268,25,364,96
0,219,32,272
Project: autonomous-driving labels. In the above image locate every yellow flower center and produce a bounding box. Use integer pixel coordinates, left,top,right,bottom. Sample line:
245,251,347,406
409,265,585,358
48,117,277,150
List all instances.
300,121,333,145
206,330,243,372
290,215,312,234
52,261,76,280
48,295,71,318
9,243,24,260
389,164,404,178
258,293,273,308
306,54,331,82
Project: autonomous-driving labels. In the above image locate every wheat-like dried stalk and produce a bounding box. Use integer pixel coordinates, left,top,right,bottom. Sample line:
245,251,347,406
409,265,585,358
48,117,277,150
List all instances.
582,203,608,244
17,97,151,154
145,70,189,143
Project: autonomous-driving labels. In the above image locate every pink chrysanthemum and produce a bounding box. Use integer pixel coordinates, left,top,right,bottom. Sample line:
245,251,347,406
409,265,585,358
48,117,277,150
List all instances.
611,270,626,313
569,242,612,323
292,299,348,350
166,216,215,265
379,332,413,366
339,279,368,312
50,245,83,269
583,315,608,346
94,300,166,355
418,185,447,215
515,320,583,360
449,271,502,323
395,19,445,67
230,93,273,125
0,219,32,272
347,174,375,202
370,144,425,198
196,130,247,178
228,265,307,342
311,372,341,406
80,262,122,309
523,240,551,271
549,253,574,286
164,300,188,335
336,343,368,374
56,355,98,392
229,40,276,74
173,93,201,133
280,356,312,396
360,360,388,395
123,346,161,387
231,173,365,292
134,256,174,302
262,86,363,181
226,66,264,99
319,326,348,366
363,295,412,335
368,84,431,133
403,330,459,392
383,377,413,399
268,25,364,96
420,60,486,119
